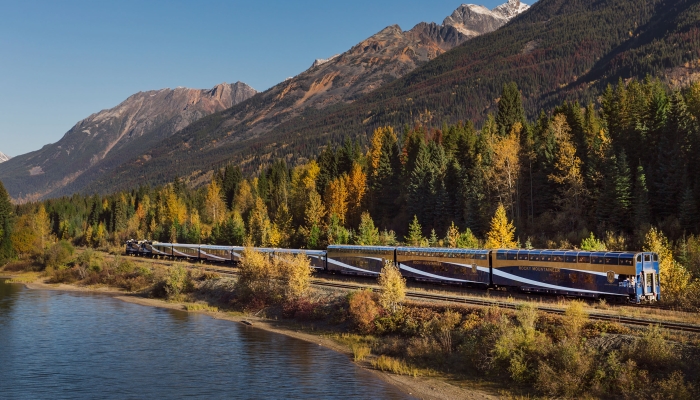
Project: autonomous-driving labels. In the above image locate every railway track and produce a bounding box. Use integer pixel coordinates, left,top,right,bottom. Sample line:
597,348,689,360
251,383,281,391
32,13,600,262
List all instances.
126,255,700,333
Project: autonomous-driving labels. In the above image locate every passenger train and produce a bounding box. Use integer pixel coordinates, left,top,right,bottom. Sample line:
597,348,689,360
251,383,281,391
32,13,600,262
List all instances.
126,240,660,304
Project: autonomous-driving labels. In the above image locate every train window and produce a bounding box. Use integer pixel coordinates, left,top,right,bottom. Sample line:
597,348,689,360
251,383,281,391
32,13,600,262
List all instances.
530,254,540,261
518,253,528,261
637,255,642,263
552,255,564,262
605,257,619,265
619,258,633,266
542,254,551,262
653,254,658,262
565,255,577,263
644,254,651,262
578,256,590,263
497,252,507,260
507,252,518,260
591,256,603,264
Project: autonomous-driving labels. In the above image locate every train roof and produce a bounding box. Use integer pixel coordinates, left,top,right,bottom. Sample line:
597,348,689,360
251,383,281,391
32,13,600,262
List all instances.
327,245,396,251
495,249,652,258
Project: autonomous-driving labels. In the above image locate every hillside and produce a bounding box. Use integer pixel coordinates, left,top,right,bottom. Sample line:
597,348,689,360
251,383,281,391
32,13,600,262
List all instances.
0,82,256,201
88,0,700,194
0,2,526,201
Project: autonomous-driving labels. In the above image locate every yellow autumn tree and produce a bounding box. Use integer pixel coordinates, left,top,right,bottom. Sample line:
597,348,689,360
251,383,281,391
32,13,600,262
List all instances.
290,161,321,222
248,197,272,246
233,179,255,216
378,260,406,313
368,126,397,178
643,227,690,304
488,122,521,214
305,189,326,229
485,203,517,249
164,187,187,225
204,178,227,224
325,175,349,224
548,114,587,229
346,162,367,227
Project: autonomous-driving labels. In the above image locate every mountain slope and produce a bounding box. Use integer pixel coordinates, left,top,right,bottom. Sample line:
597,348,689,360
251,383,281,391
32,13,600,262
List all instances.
0,82,256,201
0,152,10,164
1,2,526,201
90,0,699,194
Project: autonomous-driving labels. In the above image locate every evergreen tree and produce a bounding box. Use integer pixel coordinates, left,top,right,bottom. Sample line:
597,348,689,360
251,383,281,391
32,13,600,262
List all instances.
633,165,651,228
0,181,13,261
221,165,243,210
680,187,699,234
405,215,425,247
495,82,525,136
613,151,633,231
356,212,379,246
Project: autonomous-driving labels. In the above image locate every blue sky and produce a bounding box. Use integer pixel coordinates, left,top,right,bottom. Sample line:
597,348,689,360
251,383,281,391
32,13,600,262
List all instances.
0,0,524,157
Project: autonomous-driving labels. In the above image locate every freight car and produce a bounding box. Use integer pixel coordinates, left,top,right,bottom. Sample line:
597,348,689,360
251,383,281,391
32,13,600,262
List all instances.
125,241,660,303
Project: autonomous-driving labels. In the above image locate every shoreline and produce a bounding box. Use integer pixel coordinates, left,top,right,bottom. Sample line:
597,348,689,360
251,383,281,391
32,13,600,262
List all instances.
9,277,498,400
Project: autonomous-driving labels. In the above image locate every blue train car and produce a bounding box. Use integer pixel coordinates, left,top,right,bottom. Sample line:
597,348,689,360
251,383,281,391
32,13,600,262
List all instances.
149,242,173,257
326,245,394,276
396,247,490,286
198,245,238,263
125,240,140,255
491,249,660,302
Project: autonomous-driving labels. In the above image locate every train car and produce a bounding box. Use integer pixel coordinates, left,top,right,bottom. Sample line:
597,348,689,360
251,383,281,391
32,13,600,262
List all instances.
137,240,152,256
396,247,490,286
275,249,326,270
125,240,140,255
490,249,660,302
198,245,236,263
326,245,394,276
150,242,174,257
171,243,200,259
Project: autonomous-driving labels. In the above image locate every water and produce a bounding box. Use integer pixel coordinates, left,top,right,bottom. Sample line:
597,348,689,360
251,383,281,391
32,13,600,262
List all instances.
0,279,410,399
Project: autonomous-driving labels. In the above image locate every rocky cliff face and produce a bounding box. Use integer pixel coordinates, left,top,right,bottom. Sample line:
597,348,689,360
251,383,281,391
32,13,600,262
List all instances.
0,82,255,201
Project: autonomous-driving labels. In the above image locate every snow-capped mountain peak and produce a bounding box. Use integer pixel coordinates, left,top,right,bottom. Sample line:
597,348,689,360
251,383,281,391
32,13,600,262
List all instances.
0,151,11,163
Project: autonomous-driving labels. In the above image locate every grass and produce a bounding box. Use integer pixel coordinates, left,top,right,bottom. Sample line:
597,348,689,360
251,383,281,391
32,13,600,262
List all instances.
351,344,371,361
6,272,40,284
371,355,420,377
183,303,219,312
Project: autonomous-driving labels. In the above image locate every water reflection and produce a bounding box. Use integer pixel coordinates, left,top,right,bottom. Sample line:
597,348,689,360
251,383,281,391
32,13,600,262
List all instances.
0,280,410,399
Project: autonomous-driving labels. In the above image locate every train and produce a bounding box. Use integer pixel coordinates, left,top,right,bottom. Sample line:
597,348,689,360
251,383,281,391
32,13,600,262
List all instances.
125,240,660,304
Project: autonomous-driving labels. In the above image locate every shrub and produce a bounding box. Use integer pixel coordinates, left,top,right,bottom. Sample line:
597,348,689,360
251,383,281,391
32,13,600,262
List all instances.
348,290,379,334
42,240,74,270
236,247,281,304
162,265,191,300
278,252,312,300
564,300,588,338
535,340,595,397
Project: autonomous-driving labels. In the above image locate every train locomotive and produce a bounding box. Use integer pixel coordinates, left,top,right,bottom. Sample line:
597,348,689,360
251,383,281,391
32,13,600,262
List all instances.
126,240,660,303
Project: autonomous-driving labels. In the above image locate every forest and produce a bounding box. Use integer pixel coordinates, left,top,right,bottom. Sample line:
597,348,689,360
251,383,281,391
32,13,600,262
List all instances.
2,77,700,306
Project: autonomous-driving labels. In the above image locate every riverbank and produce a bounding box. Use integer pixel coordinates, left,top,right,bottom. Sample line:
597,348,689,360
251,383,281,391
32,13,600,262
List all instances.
8,275,499,400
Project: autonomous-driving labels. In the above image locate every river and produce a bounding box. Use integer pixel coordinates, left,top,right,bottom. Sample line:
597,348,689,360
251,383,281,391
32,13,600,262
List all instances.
0,279,410,399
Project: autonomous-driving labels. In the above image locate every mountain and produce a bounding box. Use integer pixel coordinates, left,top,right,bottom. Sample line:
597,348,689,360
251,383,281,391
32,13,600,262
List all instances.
0,2,526,201
86,0,700,195
0,82,256,201
0,152,10,164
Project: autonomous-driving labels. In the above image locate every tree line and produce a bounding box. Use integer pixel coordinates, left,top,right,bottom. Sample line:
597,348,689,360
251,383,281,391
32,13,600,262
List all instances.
2,78,700,305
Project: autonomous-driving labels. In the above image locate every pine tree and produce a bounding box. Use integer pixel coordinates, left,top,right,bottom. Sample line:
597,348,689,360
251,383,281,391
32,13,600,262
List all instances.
485,204,517,249
613,151,633,231
0,181,13,261
221,165,243,210
495,82,526,137
404,215,425,247
356,212,379,246
679,187,699,233
633,165,651,228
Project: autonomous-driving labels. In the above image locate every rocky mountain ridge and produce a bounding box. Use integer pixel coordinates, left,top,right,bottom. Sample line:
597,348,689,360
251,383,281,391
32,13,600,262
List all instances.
0,1,529,200
0,152,10,164
89,0,700,195
0,82,256,201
